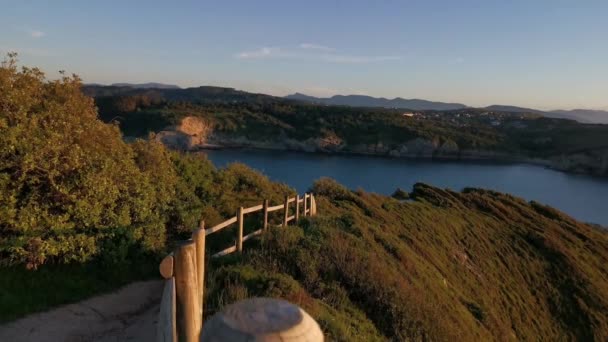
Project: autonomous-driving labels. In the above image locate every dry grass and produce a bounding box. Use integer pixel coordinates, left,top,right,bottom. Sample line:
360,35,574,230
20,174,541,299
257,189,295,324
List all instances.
205,179,608,341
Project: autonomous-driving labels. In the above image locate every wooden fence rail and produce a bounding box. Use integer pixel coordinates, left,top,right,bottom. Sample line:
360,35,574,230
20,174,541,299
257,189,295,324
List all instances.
157,193,317,342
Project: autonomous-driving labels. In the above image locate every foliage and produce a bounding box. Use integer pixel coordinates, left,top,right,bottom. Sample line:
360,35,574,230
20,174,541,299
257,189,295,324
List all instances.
391,187,409,200
0,55,294,269
0,54,168,268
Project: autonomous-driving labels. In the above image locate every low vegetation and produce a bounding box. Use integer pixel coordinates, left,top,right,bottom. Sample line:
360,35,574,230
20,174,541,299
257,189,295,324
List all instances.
206,179,608,341
0,55,292,321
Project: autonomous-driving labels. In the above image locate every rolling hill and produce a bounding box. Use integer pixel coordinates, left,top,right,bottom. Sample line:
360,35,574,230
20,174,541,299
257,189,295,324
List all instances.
83,84,608,123
82,84,608,176
110,82,181,89
287,93,608,123
285,93,467,111
548,109,608,124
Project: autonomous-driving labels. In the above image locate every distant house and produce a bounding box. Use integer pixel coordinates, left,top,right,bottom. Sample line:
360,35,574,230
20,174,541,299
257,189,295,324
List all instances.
491,120,501,126
402,113,415,117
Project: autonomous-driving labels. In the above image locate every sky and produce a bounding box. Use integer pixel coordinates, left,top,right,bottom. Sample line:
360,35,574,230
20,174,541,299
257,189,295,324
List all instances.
1,0,607,110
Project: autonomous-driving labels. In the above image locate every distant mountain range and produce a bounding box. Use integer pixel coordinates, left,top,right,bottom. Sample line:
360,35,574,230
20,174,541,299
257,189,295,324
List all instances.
285,93,467,111
547,109,608,124
85,82,181,89
82,83,608,124
82,85,282,106
286,93,608,124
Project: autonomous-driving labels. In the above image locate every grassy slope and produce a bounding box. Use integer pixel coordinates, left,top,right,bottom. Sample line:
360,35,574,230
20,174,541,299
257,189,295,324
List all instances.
205,180,608,341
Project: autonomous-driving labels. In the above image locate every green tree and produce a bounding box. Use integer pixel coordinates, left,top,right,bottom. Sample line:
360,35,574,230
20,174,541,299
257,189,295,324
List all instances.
0,54,171,268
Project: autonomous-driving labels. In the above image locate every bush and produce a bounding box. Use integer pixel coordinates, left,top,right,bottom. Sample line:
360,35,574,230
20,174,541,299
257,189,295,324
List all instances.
391,187,409,200
311,177,352,200
0,54,172,268
0,55,297,269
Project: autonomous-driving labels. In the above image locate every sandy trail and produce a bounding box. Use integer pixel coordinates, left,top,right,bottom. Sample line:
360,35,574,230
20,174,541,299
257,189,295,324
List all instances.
0,280,163,342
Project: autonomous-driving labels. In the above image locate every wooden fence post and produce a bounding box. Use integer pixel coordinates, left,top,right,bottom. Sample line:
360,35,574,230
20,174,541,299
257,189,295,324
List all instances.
283,195,289,227
303,193,308,217
157,277,177,342
193,221,205,320
295,195,300,222
263,199,269,231
158,254,176,342
174,241,201,342
237,207,244,252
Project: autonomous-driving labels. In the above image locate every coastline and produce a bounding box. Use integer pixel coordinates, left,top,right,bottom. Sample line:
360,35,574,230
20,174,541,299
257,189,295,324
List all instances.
150,122,607,178
196,144,608,226
190,142,603,177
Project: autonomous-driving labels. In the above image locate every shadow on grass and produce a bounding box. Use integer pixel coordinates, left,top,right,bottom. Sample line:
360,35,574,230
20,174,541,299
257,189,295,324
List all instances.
0,255,160,323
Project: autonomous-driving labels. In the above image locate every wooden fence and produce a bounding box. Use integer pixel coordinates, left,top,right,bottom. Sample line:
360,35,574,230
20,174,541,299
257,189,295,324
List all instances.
157,193,317,342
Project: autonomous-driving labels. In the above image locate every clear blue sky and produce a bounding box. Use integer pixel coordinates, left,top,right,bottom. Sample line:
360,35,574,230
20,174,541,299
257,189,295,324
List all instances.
1,0,607,110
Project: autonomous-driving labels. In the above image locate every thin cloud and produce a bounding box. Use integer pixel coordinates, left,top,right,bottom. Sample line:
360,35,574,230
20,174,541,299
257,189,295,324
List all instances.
299,43,335,52
321,54,402,64
235,45,401,64
28,29,46,38
235,47,288,59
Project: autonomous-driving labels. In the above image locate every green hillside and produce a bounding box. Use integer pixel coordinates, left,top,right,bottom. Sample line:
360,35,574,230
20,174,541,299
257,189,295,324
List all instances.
2,56,608,340
205,179,608,341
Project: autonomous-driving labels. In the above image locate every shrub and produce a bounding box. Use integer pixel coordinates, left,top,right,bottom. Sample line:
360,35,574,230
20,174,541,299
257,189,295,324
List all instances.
0,54,171,268
391,187,409,200
311,177,353,200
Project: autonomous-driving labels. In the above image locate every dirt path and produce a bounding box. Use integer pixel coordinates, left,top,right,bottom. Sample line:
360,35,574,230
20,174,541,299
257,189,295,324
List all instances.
0,280,163,342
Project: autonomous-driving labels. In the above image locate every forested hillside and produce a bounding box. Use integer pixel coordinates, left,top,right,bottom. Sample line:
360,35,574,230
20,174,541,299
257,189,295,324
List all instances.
85,85,608,176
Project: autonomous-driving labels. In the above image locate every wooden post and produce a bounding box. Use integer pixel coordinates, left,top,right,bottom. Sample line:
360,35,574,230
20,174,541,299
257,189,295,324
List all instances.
263,199,269,231
295,195,300,222
237,207,244,252
174,241,201,342
159,254,174,279
283,195,289,227
193,221,205,320
157,277,177,342
303,193,308,217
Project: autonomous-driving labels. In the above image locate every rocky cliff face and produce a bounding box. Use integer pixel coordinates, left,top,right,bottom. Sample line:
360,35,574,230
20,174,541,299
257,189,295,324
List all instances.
154,116,607,176
549,149,608,175
155,116,213,150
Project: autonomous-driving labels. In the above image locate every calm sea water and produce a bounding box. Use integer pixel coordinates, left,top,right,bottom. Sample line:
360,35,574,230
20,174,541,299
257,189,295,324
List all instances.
203,149,608,226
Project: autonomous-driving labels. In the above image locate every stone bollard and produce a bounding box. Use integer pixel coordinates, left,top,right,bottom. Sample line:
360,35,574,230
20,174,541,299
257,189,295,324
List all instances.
201,298,323,341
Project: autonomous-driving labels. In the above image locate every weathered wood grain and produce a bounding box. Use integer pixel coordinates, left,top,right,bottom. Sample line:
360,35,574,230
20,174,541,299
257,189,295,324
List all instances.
174,241,200,342
206,216,237,236
157,278,177,342
159,254,174,279
211,245,237,258
193,222,205,320
243,204,263,214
